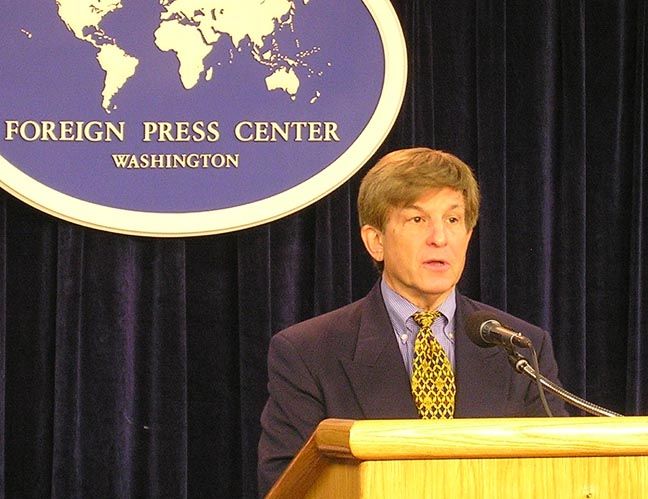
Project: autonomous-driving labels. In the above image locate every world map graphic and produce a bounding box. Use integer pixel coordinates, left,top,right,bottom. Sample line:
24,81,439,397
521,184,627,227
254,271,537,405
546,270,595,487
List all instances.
55,0,320,113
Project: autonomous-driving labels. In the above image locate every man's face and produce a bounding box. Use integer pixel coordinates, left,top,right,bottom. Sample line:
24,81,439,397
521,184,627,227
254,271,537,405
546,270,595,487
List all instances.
361,187,473,310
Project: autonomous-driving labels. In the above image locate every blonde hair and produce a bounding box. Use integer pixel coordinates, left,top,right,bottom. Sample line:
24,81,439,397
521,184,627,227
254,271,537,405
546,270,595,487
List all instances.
358,147,480,231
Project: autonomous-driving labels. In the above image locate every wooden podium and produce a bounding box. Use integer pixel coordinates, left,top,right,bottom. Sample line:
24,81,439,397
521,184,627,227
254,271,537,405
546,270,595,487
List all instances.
266,417,648,498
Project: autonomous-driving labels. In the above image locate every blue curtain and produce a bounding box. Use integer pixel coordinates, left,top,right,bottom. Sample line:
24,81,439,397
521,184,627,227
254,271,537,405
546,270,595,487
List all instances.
1,1,647,497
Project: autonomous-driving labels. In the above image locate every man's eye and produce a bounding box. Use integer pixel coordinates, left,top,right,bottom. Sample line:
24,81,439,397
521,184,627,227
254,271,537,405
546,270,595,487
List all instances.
411,216,424,223
448,216,461,224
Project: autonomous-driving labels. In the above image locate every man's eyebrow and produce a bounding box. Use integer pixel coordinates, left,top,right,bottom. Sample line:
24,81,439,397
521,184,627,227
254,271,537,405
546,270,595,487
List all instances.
402,203,425,211
402,203,465,211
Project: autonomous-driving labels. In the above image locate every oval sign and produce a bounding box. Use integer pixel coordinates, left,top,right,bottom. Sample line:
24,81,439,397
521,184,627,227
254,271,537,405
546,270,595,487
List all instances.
0,0,407,236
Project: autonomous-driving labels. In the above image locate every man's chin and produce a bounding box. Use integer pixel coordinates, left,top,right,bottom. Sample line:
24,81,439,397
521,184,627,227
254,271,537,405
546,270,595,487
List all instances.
418,282,456,300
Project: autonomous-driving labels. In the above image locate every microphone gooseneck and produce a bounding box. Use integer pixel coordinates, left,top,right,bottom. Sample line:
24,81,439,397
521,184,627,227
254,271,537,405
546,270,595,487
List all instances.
465,311,622,417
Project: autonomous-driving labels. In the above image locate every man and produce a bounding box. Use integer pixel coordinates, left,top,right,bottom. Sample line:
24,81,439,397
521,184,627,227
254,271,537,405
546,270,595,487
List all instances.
257,147,567,496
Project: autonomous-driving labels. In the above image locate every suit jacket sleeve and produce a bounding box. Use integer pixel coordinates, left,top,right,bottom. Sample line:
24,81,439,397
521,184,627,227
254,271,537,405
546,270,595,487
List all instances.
257,332,325,497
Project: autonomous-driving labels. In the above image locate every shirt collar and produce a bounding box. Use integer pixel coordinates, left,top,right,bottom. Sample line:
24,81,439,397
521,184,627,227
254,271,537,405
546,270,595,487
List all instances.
380,277,457,333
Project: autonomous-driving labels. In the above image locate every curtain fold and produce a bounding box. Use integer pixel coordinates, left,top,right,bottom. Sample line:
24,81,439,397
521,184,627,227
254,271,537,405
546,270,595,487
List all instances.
49,228,189,497
475,0,507,308
1,1,647,498
0,195,6,495
626,0,648,415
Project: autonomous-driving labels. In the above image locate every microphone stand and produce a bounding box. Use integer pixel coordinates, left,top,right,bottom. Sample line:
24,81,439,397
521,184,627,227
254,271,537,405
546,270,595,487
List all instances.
505,348,622,417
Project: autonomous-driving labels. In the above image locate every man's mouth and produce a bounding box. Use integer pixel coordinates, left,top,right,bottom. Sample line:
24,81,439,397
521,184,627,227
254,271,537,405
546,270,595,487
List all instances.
424,259,449,269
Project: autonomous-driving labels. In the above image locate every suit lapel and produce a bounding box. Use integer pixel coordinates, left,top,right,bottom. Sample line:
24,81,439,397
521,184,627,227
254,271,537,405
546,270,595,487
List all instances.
340,284,418,419
338,288,517,419
454,295,514,417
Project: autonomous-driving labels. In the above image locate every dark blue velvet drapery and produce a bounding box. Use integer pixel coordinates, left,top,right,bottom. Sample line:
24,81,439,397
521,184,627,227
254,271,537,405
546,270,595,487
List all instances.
2,1,647,498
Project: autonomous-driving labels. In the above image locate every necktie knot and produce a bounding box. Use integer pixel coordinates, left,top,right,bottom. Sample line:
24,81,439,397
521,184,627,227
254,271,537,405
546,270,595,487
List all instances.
413,310,441,329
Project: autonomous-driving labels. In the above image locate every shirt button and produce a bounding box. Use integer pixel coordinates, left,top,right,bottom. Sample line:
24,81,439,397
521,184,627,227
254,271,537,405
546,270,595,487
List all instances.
400,333,408,343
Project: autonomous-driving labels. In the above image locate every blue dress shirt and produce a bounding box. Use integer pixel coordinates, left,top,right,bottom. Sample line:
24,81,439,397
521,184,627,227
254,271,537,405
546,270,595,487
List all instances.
380,278,456,377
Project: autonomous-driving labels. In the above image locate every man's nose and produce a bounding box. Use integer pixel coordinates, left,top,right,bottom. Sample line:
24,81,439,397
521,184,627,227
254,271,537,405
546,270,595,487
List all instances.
426,221,447,246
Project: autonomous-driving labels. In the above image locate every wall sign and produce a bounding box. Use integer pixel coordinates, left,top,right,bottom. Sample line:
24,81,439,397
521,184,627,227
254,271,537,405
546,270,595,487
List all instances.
0,0,407,236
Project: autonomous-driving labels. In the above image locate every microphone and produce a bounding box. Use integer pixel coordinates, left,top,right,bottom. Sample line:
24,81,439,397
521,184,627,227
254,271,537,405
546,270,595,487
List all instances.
466,311,533,349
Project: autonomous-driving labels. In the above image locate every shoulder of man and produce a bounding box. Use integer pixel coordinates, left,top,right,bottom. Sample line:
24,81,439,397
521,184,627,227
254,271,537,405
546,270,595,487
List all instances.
275,295,368,344
270,282,384,353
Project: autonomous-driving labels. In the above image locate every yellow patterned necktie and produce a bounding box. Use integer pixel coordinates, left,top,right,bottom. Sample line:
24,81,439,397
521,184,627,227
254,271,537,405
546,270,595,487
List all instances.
411,311,456,419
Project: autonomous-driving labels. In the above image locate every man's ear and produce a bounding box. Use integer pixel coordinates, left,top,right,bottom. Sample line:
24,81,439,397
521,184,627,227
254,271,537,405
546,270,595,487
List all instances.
360,224,384,263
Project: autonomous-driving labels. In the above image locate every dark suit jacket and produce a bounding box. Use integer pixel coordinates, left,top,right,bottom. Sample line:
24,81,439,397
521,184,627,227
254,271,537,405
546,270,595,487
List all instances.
257,282,568,496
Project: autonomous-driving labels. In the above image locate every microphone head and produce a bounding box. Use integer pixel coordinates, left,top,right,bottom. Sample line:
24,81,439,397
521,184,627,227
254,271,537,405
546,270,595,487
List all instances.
465,310,501,348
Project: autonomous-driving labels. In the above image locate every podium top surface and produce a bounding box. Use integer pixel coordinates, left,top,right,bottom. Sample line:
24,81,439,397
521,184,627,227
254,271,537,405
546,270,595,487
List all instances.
314,416,648,460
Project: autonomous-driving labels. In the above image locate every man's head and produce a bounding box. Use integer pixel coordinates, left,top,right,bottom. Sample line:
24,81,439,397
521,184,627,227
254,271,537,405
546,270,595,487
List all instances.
358,148,480,231
358,147,480,310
